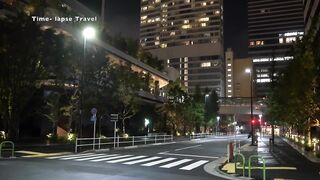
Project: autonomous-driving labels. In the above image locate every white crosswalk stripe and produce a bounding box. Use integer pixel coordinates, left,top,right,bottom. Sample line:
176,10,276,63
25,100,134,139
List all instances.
74,154,119,161
160,159,192,168
179,160,209,170
45,153,210,171
90,154,133,162
46,153,94,159
141,157,176,167
106,156,146,163
123,156,162,165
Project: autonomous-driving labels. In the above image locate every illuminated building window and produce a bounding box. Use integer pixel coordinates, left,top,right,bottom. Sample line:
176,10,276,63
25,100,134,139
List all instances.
156,36,160,40
182,24,192,29
227,74,231,77
228,79,231,82
185,0,190,3
155,0,161,3
184,69,188,74
228,90,232,93
184,19,189,24
228,85,232,87
227,63,231,66
160,43,167,48
171,22,174,26
249,41,255,46
228,95,232,97
257,78,271,83
167,59,170,64
210,1,214,4
155,41,160,45
201,62,211,67
286,37,296,43
201,23,207,27
199,17,209,22
142,6,148,11
202,2,207,6
227,68,231,72
256,40,264,45
279,38,283,44
141,16,148,20
184,76,188,80
215,10,220,15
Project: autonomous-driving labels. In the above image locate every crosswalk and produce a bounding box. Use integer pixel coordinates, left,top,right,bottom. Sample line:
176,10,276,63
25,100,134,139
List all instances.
45,153,210,171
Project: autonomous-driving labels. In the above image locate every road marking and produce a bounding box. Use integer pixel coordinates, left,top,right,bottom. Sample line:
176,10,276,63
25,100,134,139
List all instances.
46,153,94,159
141,158,176,166
179,160,209,170
174,145,201,151
107,156,146,163
60,154,103,160
16,151,46,155
160,159,192,168
74,154,118,161
123,156,162,165
90,155,133,162
158,152,218,159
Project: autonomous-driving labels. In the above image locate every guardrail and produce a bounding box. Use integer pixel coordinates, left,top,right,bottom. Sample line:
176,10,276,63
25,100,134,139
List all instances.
189,132,227,140
0,141,14,158
75,135,173,153
234,153,245,177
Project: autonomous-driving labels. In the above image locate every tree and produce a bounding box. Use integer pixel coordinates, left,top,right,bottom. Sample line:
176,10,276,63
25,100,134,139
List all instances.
204,90,219,132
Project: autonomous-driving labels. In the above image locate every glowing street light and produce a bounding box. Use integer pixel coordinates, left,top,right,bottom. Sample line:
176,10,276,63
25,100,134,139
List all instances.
145,118,150,133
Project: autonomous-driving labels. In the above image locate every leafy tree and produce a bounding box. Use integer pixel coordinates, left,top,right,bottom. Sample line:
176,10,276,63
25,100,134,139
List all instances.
204,90,219,131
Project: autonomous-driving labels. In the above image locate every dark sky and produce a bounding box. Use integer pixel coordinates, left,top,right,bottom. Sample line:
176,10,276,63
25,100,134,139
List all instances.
79,0,247,58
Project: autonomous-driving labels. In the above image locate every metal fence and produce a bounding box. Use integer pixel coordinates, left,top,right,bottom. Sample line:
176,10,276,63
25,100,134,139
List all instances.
75,135,173,153
189,132,228,140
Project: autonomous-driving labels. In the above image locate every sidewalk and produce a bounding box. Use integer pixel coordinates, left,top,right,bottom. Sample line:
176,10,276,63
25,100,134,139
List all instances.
219,136,320,180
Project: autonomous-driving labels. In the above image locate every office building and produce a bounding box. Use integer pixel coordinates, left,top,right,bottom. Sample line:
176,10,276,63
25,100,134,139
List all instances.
140,0,225,96
248,0,304,97
225,48,252,98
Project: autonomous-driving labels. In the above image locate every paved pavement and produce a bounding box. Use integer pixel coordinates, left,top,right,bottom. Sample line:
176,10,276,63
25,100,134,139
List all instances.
221,135,320,180
0,135,249,180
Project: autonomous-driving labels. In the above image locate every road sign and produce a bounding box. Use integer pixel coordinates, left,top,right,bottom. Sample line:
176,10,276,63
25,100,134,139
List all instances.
110,113,118,122
91,108,97,115
90,114,97,122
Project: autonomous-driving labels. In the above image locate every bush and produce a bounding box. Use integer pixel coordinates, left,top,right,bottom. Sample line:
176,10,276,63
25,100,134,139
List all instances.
316,152,320,158
304,145,313,152
46,133,77,144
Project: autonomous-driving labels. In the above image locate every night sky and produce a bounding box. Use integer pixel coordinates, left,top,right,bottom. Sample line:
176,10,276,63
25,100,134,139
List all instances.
79,0,248,58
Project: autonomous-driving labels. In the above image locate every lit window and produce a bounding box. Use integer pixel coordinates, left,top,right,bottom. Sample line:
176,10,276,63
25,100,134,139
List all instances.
228,90,232,93
201,23,207,27
256,41,264,46
228,95,232,97
228,79,231,82
227,63,231,67
249,41,255,46
156,36,160,40
279,38,283,44
201,62,211,67
185,0,190,3
155,0,161,3
184,76,188,80
228,85,232,87
141,16,148,20
160,43,167,48
202,2,207,6
155,41,160,45
286,37,296,43
167,59,170,64
199,17,209,22
170,31,175,36
214,10,220,15
184,19,189,24
142,6,148,11
182,24,192,29
228,74,231,77
184,69,188,74
227,68,231,72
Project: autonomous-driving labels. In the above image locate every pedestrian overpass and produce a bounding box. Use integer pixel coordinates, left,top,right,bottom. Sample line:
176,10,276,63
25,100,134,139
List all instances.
218,97,267,115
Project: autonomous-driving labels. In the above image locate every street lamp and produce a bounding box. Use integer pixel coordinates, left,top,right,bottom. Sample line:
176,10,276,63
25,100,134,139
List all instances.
245,68,254,145
79,26,96,137
145,118,150,134
216,116,220,135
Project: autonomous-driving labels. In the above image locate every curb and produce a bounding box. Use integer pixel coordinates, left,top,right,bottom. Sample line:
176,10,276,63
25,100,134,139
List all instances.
204,157,252,180
282,137,320,163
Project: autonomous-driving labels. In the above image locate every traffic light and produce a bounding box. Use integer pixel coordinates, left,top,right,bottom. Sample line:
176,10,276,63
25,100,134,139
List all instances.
251,119,255,124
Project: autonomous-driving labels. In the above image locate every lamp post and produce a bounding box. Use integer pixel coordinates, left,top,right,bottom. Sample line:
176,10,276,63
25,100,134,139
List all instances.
216,116,220,135
145,118,150,134
245,68,254,145
80,26,96,138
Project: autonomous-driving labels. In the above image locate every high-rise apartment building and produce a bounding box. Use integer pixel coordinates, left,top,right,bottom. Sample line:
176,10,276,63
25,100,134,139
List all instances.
303,0,320,33
140,0,225,96
248,0,304,97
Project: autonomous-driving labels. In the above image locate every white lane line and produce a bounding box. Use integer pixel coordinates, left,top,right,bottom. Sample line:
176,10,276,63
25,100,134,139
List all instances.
174,145,201,151
123,156,162,165
179,160,209,170
107,156,146,163
74,154,119,161
90,155,133,162
160,159,192,168
60,154,104,160
141,158,176,167
158,152,218,159
46,153,94,159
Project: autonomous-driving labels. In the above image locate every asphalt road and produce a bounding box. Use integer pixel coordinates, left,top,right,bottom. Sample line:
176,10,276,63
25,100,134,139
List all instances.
0,135,248,180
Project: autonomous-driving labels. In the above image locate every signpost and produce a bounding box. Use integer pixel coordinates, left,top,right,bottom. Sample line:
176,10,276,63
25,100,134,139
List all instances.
91,108,97,150
110,114,118,148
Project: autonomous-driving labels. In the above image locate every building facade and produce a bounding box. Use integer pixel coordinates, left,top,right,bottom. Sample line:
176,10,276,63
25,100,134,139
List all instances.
225,49,252,98
304,0,320,33
248,0,304,97
140,0,225,96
